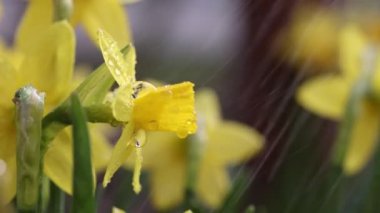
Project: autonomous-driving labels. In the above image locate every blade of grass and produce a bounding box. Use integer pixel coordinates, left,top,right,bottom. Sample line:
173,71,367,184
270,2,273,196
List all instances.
70,94,95,213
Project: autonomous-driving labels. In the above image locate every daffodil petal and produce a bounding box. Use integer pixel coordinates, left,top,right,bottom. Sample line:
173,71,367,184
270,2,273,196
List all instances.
286,7,338,67
206,121,264,165
344,101,380,175
124,132,184,169
103,124,135,187
296,75,349,120
196,165,229,208
134,82,197,138
150,163,186,210
44,129,73,194
45,126,108,194
90,124,113,171
195,89,221,129
0,156,16,205
15,0,53,51
339,24,367,82
19,21,75,107
144,132,184,168
132,147,142,194
0,56,20,108
98,29,136,86
82,0,132,47
112,85,134,122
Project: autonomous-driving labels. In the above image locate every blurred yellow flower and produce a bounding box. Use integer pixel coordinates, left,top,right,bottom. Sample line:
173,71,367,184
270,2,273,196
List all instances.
16,0,131,50
98,30,197,192
0,21,111,204
277,5,340,69
297,24,380,175
127,89,264,209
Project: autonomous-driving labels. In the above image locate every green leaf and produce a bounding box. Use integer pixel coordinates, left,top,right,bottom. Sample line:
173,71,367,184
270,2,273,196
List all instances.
76,44,133,106
70,94,95,213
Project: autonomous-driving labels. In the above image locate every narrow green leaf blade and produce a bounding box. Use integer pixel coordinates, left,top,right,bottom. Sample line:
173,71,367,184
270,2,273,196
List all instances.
70,94,95,213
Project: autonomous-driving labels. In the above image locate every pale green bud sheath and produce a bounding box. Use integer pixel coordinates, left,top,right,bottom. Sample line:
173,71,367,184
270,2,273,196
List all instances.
53,0,73,21
13,85,45,211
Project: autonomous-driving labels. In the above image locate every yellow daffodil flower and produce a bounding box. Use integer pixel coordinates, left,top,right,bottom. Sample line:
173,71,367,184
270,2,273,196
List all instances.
277,5,340,69
126,89,264,209
0,21,111,204
297,24,380,175
98,30,197,193
16,0,131,50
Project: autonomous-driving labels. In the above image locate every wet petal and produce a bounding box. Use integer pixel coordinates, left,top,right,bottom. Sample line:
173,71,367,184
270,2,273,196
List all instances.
134,82,197,138
344,101,380,175
103,123,135,187
296,75,349,120
206,121,264,166
98,29,136,86
196,165,229,208
112,85,134,122
132,146,143,194
82,0,132,47
150,162,186,210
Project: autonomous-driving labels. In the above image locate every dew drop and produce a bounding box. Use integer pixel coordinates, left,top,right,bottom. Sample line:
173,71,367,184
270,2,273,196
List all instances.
134,130,146,147
176,129,188,138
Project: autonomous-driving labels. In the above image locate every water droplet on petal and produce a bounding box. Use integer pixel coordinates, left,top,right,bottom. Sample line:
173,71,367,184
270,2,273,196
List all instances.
134,130,146,147
176,129,188,138
115,69,121,76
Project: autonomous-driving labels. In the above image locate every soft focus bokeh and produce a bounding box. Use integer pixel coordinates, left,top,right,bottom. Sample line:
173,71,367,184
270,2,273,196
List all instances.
3,0,380,212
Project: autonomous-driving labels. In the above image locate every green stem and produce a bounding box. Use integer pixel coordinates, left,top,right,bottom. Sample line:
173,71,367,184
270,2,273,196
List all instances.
184,121,205,210
53,0,72,21
14,86,44,212
41,103,122,154
47,182,65,213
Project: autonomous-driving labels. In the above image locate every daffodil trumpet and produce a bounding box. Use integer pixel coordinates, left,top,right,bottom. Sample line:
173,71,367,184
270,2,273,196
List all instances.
13,86,45,211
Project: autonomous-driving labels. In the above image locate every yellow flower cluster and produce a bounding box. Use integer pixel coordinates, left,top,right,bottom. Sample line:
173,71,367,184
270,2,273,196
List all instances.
0,0,266,211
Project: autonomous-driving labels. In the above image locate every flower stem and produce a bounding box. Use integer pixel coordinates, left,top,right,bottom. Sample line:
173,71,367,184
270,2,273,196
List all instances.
13,86,45,212
184,131,204,210
48,182,65,213
53,0,72,21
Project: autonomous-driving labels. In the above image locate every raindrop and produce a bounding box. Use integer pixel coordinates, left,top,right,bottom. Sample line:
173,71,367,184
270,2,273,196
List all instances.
114,68,121,76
